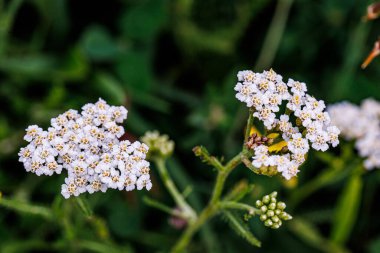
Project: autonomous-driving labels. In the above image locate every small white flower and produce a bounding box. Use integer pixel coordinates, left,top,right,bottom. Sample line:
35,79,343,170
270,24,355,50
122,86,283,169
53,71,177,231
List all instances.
275,155,290,173
287,78,307,95
291,153,305,165
252,151,269,168
267,93,282,112
281,161,300,180
237,70,256,83
24,125,43,142
253,108,276,129
294,107,314,127
314,111,331,125
136,177,152,190
263,69,283,84
327,126,340,147
234,82,255,103
256,79,276,93
288,133,309,155
254,145,269,155
287,93,304,112
311,132,329,151
276,115,290,132
276,82,291,100
305,95,325,113
305,121,323,142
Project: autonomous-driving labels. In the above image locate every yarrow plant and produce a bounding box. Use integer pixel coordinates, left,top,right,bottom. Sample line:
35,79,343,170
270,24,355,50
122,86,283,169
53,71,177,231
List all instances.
328,98,380,169
235,69,340,179
18,98,152,199
14,70,344,253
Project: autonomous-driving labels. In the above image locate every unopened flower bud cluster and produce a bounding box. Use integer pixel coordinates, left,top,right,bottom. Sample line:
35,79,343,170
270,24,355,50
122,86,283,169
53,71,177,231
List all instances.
18,98,152,199
255,191,292,229
328,98,380,169
235,69,340,179
141,131,174,158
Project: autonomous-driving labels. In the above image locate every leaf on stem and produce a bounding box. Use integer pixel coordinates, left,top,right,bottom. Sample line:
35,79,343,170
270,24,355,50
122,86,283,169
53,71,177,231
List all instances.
0,196,54,220
288,218,348,253
192,146,224,171
330,173,363,245
74,196,93,218
222,210,261,247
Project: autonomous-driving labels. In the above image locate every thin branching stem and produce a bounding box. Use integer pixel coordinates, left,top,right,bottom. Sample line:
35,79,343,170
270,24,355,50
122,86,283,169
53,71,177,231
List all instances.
154,158,197,223
219,201,261,214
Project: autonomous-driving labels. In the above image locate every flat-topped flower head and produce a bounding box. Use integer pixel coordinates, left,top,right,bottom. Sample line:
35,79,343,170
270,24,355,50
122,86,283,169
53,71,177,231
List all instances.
235,69,340,180
19,98,152,198
329,98,380,169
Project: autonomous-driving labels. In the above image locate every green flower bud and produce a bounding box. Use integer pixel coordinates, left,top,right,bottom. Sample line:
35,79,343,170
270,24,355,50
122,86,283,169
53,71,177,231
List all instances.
141,131,175,159
268,203,276,210
270,191,278,198
260,214,267,221
262,195,270,204
260,205,268,213
277,202,286,210
255,191,292,230
264,219,273,227
279,211,292,220
271,216,280,223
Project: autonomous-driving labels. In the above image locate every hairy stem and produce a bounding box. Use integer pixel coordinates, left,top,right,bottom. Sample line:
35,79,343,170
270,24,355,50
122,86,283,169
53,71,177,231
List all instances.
219,201,260,214
171,152,243,252
154,158,197,222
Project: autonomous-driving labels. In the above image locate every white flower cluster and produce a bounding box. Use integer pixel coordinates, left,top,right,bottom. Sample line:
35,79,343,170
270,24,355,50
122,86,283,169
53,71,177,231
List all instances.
328,98,380,170
18,98,152,198
235,69,340,179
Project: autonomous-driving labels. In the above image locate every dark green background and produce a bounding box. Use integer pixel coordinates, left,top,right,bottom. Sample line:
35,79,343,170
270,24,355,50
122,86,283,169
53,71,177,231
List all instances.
1,0,380,252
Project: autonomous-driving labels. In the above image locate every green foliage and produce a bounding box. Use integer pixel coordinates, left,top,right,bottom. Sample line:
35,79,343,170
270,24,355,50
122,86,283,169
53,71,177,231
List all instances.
222,210,261,247
331,172,363,245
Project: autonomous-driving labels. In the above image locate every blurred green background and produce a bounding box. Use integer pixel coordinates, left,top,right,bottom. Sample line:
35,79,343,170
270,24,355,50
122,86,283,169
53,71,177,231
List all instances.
1,0,380,252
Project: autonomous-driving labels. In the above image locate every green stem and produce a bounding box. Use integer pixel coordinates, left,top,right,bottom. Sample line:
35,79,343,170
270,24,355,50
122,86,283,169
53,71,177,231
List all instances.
154,158,197,222
254,0,294,70
143,196,188,220
241,155,260,174
171,152,243,252
193,146,224,171
244,109,255,144
0,196,54,220
0,0,23,55
219,201,260,214
290,158,361,208
74,195,93,218
172,110,255,252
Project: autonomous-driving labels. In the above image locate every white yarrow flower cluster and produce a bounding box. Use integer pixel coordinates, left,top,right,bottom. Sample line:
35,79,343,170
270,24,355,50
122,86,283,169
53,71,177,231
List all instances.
235,69,340,180
18,98,152,198
328,98,380,170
